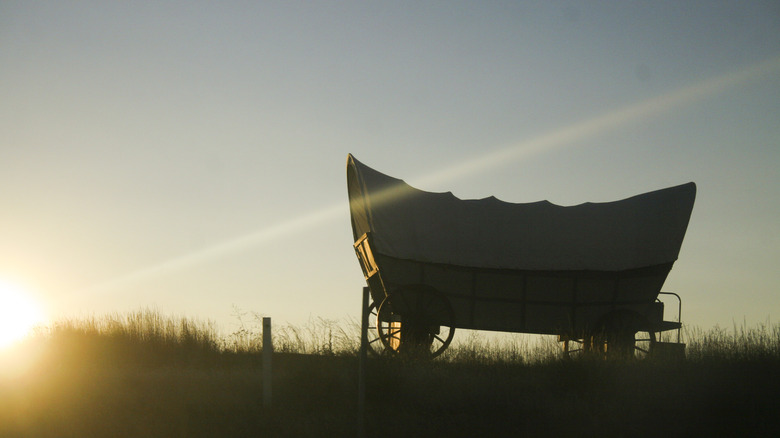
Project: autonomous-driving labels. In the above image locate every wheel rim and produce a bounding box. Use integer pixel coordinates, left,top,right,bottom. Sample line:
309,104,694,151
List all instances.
376,285,455,358
365,298,386,356
633,329,656,359
587,310,657,359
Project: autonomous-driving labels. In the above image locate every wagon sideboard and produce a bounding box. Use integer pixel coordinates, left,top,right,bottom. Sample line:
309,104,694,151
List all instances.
357,232,673,336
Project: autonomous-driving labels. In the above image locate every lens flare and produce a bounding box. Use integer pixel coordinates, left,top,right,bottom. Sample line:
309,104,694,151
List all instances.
0,279,44,349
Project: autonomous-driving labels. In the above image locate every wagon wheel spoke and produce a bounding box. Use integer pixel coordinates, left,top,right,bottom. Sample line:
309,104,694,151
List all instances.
430,330,454,357
376,286,456,358
379,320,401,337
634,329,656,359
385,327,401,337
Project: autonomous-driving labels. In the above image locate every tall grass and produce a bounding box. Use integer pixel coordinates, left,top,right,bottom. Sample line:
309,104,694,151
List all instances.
2,310,779,437
685,321,780,361
17,309,780,364
439,331,562,365
225,308,360,355
38,308,223,368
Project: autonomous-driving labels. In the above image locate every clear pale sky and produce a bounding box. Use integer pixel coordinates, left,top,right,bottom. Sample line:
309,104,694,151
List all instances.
2,1,778,335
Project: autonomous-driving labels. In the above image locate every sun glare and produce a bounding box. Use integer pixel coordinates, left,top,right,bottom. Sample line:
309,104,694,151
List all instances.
0,279,44,350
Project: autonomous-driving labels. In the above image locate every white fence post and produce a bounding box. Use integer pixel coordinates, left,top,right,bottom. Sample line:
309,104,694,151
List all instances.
263,317,273,407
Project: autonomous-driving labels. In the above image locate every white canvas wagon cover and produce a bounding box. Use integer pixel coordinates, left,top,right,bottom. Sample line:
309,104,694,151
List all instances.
347,154,696,273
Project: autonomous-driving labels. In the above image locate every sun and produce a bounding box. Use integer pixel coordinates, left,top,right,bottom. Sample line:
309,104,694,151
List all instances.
0,279,45,349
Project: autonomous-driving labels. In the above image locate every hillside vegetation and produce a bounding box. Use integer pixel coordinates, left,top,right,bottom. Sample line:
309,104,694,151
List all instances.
1,309,778,437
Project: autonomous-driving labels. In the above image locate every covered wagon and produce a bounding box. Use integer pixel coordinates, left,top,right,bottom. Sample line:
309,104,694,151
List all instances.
347,154,695,358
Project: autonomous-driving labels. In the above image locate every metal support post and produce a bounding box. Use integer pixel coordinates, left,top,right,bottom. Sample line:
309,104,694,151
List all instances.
357,287,369,438
263,317,273,408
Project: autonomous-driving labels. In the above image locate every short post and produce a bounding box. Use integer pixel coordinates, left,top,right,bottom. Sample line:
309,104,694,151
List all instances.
263,317,273,408
357,287,369,438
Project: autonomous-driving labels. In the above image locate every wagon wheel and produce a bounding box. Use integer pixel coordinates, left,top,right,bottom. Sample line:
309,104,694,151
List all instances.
376,285,455,358
586,310,656,359
364,297,386,356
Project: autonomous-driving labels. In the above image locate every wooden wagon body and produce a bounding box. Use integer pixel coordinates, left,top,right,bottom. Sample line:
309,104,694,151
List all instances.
347,154,695,356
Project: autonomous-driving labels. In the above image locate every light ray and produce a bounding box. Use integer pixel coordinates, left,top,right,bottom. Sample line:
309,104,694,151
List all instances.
412,54,780,188
76,55,780,296
78,203,346,296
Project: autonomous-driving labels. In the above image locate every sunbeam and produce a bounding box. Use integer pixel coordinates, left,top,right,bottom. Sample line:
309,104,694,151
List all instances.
75,55,780,297
77,203,347,296
411,54,780,189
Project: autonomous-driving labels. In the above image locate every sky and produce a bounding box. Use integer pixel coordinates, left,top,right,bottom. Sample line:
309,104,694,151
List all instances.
1,1,778,337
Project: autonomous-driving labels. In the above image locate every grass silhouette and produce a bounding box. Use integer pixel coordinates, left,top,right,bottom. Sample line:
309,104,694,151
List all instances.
1,309,778,437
